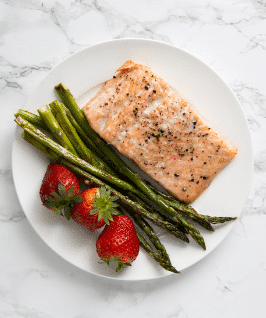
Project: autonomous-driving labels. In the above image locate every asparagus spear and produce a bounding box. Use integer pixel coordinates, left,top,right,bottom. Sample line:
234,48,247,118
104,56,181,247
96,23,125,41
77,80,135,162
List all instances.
164,199,214,231
49,100,112,172
37,105,78,156
14,109,47,129
125,208,172,265
55,83,97,140
137,233,179,274
54,83,206,249
201,215,237,224
165,198,236,226
60,103,118,171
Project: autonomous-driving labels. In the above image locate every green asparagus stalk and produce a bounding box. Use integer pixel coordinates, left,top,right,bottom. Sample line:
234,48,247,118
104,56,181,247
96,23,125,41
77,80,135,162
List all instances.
54,83,206,249
60,103,118,171
128,193,187,234
14,109,47,129
55,83,137,169
149,185,175,201
14,107,116,174
165,198,236,226
23,131,59,161
54,83,98,140
37,105,78,156
201,215,237,224
137,233,179,274
125,208,172,265
164,199,214,231
49,100,112,172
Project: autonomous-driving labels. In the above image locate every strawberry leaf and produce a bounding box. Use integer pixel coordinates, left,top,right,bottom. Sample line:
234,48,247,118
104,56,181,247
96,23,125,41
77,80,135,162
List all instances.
100,256,131,272
73,195,83,203
67,185,74,198
53,207,62,215
110,208,120,216
42,182,82,219
91,186,120,225
110,202,119,208
64,205,72,220
51,192,60,199
90,208,99,215
58,182,66,197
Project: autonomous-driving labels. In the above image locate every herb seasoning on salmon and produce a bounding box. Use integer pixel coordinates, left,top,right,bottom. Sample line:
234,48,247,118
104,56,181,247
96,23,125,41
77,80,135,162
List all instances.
82,60,238,203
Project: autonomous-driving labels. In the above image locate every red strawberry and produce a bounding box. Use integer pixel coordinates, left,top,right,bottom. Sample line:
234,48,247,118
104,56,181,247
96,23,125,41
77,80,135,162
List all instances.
40,163,82,219
96,215,140,272
71,186,120,229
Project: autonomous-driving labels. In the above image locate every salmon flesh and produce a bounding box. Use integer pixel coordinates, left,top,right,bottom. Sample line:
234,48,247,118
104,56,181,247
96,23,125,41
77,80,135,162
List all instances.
82,60,238,203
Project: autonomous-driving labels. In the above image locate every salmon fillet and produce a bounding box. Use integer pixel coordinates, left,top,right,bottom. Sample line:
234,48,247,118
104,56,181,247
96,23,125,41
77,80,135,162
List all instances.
82,60,238,203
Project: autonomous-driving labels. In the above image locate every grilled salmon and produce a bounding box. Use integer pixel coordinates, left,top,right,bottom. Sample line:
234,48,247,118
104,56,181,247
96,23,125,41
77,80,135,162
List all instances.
82,60,238,203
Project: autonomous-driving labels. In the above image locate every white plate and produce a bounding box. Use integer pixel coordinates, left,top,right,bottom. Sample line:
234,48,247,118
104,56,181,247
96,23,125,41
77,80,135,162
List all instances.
12,39,253,281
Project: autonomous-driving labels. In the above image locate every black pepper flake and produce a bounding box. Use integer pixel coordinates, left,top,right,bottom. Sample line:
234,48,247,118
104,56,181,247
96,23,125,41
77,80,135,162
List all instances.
144,86,149,90
203,176,208,180
204,162,207,164
189,179,194,182
182,188,186,191
196,181,199,184
174,173,179,177
113,76,116,78
153,90,156,93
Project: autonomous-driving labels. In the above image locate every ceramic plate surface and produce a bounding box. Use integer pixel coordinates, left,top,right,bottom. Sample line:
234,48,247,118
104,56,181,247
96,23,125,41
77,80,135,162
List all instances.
12,39,253,280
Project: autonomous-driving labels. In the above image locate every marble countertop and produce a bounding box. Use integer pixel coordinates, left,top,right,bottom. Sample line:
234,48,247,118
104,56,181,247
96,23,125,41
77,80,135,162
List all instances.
1,1,266,317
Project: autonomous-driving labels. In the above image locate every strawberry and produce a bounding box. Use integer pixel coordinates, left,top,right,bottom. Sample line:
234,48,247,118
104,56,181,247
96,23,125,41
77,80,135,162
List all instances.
96,215,140,272
40,163,82,219
71,187,120,229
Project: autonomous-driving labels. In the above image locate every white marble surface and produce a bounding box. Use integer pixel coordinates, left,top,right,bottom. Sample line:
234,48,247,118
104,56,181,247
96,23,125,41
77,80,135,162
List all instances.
1,0,266,317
